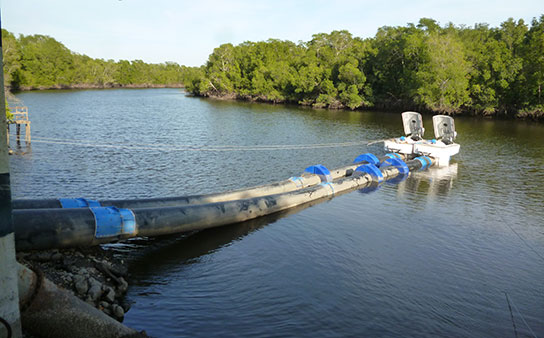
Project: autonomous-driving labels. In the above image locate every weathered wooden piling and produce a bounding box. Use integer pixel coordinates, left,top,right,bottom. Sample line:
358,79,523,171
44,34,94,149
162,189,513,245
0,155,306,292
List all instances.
7,106,31,147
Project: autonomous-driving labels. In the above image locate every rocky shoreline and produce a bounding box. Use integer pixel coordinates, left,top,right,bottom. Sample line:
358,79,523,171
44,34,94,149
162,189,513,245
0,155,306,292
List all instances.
17,247,134,324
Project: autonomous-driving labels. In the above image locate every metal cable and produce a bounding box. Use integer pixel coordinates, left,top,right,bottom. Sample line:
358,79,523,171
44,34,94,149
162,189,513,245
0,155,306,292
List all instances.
18,136,388,152
501,218,544,264
507,292,539,338
31,136,379,149
505,292,519,338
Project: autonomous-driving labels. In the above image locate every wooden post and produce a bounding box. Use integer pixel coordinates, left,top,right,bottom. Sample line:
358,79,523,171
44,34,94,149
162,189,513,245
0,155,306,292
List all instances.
6,107,31,148
25,122,30,145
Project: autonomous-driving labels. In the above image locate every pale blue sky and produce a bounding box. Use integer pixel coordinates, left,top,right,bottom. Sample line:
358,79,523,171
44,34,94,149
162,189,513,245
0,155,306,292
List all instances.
1,0,542,66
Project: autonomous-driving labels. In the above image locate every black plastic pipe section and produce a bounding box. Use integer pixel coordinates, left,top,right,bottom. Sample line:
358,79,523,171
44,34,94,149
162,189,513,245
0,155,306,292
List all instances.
13,158,429,251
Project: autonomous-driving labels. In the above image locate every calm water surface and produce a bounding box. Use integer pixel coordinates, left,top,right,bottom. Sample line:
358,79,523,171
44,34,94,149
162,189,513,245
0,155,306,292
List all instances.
10,89,544,337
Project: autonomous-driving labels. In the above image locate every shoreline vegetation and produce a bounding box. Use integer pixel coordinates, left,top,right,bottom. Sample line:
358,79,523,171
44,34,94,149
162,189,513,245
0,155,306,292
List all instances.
184,16,544,121
1,29,188,93
3,15,544,120
15,83,184,91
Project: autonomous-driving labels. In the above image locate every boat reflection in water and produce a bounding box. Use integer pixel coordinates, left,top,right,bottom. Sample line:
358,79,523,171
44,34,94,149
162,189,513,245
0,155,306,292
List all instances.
357,162,458,198
396,162,458,198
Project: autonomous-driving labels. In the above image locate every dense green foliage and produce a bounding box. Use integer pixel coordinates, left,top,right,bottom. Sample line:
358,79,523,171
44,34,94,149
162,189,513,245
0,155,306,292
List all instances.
2,30,188,90
186,16,544,118
5,100,12,120
3,16,544,119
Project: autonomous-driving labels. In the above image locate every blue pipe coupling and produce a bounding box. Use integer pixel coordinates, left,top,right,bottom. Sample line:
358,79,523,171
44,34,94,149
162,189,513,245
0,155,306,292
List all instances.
90,206,136,239
353,153,380,166
379,157,410,175
414,156,433,170
355,164,384,182
385,153,402,160
304,164,333,182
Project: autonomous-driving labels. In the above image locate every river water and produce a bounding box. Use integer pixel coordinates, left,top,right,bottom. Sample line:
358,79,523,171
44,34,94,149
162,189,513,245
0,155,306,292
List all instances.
10,89,544,337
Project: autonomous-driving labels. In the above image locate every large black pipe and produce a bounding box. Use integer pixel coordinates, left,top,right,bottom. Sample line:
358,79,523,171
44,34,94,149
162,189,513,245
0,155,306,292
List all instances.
14,208,98,249
13,158,432,251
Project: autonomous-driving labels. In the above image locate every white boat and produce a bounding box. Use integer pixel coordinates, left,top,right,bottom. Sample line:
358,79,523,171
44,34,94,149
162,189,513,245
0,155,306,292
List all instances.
383,112,460,167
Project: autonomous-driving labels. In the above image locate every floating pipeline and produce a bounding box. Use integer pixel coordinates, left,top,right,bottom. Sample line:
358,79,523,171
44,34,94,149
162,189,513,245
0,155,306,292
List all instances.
12,154,399,210
13,156,432,251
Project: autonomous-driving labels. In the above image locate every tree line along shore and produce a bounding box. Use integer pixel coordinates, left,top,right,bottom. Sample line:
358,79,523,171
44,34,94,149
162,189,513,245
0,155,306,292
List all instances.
1,29,188,91
3,15,544,120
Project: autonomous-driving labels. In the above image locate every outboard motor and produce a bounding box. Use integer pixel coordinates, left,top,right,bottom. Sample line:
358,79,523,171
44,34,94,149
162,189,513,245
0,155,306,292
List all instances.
401,111,425,141
432,115,457,145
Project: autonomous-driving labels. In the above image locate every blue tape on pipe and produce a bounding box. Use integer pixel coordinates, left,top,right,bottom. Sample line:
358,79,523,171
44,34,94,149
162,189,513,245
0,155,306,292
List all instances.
59,198,101,208
319,182,335,195
353,153,380,166
385,153,401,159
304,164,332,182
119,208,136,234
379,157,410,175
90,206,136,238
415,156,432,170
288,176,304,188
421,157,429,170
355,164,384,182
422,156,432,168
414,157,428,170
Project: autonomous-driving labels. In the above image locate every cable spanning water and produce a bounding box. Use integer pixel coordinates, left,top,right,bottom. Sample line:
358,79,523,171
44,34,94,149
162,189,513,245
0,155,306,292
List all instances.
24,136,390,152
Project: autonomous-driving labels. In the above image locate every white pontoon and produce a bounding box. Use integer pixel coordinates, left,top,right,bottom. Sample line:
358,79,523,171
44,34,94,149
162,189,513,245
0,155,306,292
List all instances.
384,112,460,167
